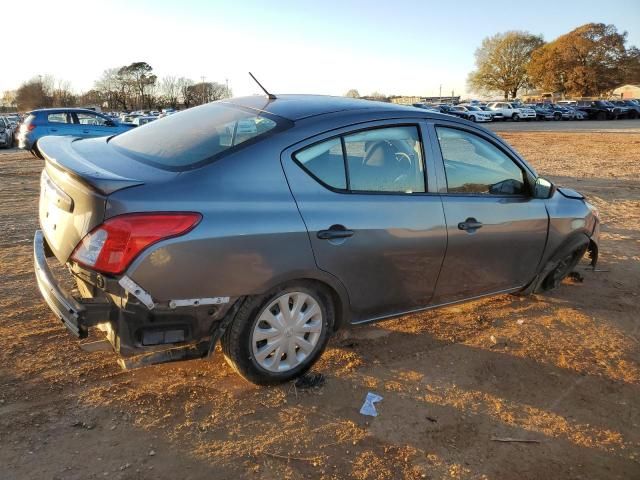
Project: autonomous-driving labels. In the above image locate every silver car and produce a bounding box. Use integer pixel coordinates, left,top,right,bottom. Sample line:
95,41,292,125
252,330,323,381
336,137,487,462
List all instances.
34,95,600,384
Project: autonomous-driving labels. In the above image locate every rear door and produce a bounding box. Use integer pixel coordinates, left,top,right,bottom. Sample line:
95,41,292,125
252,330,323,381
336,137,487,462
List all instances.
427,123,548,304
44,111,76,136
282,120,447,322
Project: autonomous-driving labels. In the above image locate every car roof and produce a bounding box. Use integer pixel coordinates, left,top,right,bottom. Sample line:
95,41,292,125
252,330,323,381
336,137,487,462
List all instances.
221,94,422,121
30,108,106,115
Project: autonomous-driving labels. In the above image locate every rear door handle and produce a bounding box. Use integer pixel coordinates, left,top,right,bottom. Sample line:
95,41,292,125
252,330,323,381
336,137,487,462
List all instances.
317,225,354,240
50,128,58,132
458,218,483,232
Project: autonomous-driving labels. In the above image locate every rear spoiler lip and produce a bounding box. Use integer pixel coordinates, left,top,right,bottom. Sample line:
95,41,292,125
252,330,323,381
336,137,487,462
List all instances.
39,135,145,195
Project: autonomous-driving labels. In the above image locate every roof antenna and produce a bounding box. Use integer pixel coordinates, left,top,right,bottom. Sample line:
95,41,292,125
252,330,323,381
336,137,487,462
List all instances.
249,72,276,100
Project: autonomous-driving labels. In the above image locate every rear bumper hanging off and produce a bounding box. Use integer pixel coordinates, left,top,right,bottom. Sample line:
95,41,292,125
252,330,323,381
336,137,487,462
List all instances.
33,230,111,338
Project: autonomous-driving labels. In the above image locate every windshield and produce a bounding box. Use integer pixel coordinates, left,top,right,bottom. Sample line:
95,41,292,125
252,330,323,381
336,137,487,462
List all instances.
110,102,288,170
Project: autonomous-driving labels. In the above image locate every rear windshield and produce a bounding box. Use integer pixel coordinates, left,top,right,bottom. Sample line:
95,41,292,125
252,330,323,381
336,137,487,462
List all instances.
110,102,288,170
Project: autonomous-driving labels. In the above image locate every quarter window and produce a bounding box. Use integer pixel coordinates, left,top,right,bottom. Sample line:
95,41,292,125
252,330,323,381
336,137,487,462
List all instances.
436,127,525,195
295,126,425,194
294,138,346,189
47,113,69,124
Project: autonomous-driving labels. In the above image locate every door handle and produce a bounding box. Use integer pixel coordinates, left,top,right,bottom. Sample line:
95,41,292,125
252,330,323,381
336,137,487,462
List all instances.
82,130,89,134
50,128,58,132
317,225,354,240
458,218,483,232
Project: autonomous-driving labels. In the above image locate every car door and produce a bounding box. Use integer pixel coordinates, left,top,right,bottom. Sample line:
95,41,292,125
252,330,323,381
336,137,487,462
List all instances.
281,121,447,322
45,112,76,136
428,123,548,304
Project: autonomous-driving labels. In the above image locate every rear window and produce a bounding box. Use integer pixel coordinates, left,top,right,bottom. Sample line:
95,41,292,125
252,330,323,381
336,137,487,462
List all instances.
110,102,288,170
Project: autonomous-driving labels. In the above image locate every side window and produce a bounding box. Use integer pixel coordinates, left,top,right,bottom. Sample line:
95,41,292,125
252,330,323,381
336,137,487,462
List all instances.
47,113,69,124
343,126,425,193
294,125,426,194
294,138,346,189
76,113,107,126
436,127,525,195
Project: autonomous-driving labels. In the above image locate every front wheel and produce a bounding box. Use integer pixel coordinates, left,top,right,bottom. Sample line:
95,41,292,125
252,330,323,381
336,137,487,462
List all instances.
221,283,334,385
512,113,519,121
541,246,587,291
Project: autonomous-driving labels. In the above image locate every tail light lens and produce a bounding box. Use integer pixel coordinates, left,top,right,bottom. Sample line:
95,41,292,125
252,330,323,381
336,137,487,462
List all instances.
71,213,202,274
27,124,36,131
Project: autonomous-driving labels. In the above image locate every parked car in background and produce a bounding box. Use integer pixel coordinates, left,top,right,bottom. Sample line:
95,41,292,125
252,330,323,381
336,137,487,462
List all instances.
529,104,555,121
0,116,15,148
33,95,600,384
610,100,639,119
131,116,157,126
566,107,588,120
575,100,621,120
450,105,492,122
479,106,504,121
486,102,536,121
17,108,135,158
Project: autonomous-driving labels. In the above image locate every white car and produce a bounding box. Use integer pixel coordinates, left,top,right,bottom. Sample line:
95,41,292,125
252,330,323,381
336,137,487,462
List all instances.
0,116,15,148
487,102,536,121
451,105,493,122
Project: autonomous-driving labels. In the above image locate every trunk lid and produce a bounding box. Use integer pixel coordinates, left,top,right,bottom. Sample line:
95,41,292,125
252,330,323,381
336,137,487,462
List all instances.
38,135,178,263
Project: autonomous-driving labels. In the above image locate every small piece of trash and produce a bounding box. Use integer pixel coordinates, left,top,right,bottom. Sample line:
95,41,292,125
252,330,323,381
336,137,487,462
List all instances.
294,372,325,389
516,319,525,325
149,449,156,457
490,335,497,344
359,392,383,417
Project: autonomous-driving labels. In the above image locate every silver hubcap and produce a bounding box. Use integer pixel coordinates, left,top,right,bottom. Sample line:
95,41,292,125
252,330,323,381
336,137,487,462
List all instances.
251,291,323,372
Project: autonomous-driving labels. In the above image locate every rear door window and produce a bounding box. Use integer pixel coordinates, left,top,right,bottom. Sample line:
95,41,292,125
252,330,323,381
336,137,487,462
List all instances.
294,125,426,194
343,127,425,193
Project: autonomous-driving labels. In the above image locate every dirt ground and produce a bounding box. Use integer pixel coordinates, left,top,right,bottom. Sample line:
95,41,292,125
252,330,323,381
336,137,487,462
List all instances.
1,131,639,480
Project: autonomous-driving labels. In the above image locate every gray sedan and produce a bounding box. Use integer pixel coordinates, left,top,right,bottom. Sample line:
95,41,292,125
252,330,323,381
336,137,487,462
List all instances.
34,95,600,384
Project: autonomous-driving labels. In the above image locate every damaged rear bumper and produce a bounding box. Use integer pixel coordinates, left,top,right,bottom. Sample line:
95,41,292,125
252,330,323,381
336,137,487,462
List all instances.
34,230,239,366
34,230,111,338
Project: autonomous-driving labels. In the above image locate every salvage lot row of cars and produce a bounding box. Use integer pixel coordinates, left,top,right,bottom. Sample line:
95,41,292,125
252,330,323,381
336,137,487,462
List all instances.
413,99,640,123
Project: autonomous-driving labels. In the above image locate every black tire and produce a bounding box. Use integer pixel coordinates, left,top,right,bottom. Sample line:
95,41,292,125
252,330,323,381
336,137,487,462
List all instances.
597,111,607,121
221,281,335,385
554,112,562,121
540,245,587,291
512,113,519,122
31,141,44,159
470,115,477,122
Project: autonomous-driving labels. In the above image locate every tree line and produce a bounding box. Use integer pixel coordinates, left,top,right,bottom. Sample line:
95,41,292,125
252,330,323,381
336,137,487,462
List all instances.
1,62,231,112
468,23,640,100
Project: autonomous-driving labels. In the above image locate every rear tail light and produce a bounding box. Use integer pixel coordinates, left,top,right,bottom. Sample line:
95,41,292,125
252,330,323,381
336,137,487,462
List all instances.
27,124,36,131
71,212,202,274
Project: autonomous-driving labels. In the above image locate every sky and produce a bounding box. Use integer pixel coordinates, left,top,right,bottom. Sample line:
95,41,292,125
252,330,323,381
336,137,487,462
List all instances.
2,0,639,99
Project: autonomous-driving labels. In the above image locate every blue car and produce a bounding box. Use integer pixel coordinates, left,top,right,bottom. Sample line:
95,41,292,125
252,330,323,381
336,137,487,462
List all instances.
17,108,135,158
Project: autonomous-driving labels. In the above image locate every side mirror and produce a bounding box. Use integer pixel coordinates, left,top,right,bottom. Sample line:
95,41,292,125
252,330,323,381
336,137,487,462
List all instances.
533,177,554,199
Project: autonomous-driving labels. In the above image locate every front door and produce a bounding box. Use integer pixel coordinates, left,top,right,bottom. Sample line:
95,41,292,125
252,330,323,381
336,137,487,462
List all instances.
430,125,548,304
282,122,447,322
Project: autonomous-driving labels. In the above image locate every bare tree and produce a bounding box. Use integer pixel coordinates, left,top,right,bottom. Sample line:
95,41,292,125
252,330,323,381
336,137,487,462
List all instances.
161,76,180,108
344,89,360,98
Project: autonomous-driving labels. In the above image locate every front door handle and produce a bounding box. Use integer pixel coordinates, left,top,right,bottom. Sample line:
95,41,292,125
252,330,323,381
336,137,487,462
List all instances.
317,225,354,240
458,218,483,232
50,128,58,132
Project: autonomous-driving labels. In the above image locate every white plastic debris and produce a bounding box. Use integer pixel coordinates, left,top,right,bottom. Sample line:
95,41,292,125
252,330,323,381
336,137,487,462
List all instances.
359,392,383,417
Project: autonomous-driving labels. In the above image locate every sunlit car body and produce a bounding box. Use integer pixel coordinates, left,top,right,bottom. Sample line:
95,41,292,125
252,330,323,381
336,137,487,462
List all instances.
34,95,599,384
